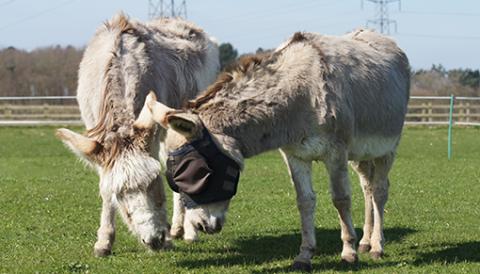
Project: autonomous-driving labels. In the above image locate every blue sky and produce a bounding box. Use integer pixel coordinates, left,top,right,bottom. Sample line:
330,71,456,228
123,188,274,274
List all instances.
1,0,479,69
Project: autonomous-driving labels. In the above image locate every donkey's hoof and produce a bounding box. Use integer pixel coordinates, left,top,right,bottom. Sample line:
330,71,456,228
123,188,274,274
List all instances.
358,244,371,253
170,227,184,239
184,237,198,244
370,251,384,260
291,260,312,272
94,248,112,257
341,253,358,264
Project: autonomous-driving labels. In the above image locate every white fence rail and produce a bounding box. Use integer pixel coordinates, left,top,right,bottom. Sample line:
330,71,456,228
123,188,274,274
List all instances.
406,96,480,126
0,95,480,126
0,96,81,126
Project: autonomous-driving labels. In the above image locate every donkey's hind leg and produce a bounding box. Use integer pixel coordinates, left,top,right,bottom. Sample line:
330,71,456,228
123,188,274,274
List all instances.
351,160,375,254
324,150,358,264
368,152,394,259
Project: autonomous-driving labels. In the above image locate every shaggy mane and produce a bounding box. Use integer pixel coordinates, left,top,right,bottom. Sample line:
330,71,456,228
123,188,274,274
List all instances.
86,13,141,169
186,32,321,110
186,52,272,109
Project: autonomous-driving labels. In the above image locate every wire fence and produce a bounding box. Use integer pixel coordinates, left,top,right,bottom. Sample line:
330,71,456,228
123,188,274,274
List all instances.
0,95,480,126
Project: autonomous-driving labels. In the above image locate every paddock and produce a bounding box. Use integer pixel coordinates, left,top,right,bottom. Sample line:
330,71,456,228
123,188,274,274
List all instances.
0,126,478,273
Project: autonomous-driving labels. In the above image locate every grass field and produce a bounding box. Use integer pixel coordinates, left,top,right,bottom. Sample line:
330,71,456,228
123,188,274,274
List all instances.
0,126,479,273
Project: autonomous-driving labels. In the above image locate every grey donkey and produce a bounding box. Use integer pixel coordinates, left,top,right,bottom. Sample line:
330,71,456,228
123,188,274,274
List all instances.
142,29,410,271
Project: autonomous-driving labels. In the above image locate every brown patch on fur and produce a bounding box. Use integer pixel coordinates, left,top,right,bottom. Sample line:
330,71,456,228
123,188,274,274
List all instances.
104,13,135,34
186,54,268,109
291,32,307,43
91,126,154,169
185,73,233,109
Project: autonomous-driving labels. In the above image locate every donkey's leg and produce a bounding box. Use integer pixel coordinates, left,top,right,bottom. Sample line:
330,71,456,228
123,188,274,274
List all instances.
280,150,316,272
325,152,358,264
94,187,116,257
351,160,375,253
369,153,394,259
171,192,200,243
170,192,186,239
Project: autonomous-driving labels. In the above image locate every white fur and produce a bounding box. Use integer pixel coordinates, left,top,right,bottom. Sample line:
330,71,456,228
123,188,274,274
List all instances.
58,13,219,255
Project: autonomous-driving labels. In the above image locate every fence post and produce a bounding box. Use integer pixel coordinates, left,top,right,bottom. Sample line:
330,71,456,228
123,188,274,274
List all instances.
427,102,433,122
465,102,471,123
421,102,427,122
4,104,12,119
448,94,455,160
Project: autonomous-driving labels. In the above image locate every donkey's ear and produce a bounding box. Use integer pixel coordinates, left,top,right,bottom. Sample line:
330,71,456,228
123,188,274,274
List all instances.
166,113,201,139
56,128,101,159
146,91,176,129
134,91,156,129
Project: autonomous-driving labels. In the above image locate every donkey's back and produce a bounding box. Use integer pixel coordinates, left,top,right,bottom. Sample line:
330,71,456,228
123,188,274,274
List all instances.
77,13,219,129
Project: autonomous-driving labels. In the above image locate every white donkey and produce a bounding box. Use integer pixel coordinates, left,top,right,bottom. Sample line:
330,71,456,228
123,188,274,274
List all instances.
142,29,410,271
56,13,219,256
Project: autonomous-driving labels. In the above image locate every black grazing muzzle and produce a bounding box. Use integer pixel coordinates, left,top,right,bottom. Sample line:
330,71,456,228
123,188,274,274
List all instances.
165,129,241,208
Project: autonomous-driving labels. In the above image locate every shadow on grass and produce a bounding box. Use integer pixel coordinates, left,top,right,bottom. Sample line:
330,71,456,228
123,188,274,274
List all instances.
413,241,480,266
176,227,416,272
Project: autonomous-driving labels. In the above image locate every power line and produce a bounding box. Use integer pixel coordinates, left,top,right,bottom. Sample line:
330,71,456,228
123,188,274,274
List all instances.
399,10,480,17
148,0,187,19
198,0,343,24
397,32,480,40
0,0,76,31
362,0,401,34
0,0,15,8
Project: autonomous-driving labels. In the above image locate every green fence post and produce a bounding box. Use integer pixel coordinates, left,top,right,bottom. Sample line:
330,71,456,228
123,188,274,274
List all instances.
448,94,455,160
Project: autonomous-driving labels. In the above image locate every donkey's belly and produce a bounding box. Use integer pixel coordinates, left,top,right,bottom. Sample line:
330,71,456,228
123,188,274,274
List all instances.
348,135,399,161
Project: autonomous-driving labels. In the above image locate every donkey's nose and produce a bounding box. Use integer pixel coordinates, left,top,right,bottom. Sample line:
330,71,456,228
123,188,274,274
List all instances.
143,237,162,250
142,230,169,251
210,218,223,233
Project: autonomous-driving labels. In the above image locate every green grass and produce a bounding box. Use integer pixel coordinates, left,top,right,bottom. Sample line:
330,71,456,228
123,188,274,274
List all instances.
0,126,479,273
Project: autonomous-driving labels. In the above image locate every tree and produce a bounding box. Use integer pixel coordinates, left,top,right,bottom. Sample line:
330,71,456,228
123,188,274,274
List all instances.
218,43,238,70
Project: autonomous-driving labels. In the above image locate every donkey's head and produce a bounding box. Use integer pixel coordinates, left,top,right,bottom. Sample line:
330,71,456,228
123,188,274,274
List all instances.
144,92,243,235
56,96,171,250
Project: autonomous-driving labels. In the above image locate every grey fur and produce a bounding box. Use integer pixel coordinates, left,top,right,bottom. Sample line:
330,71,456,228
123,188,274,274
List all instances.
153,29,410,268
196,29,409,158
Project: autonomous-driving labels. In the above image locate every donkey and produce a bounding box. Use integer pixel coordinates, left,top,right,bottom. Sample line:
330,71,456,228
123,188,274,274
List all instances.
56,13,219,256
143,29,410,271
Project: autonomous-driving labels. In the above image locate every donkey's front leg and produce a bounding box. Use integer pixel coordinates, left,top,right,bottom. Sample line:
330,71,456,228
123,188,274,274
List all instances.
171,192,199,242
280,151,316,272
94,187,116,257
170,192,185,239
325,151,358,264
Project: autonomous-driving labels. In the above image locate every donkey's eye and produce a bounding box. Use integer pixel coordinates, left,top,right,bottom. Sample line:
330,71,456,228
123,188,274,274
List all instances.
176,122,192,132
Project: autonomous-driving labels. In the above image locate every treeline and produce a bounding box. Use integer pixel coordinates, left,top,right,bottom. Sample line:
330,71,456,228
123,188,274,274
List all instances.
412,64,480,96
1,45,479,97
0,46,83,97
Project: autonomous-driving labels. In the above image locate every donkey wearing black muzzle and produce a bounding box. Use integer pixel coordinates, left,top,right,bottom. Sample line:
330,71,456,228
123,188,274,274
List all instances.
142,29,410,272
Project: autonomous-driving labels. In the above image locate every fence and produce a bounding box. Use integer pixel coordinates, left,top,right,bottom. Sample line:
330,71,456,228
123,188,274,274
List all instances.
1,95,480,126
0,96,82,126
406,96,480,126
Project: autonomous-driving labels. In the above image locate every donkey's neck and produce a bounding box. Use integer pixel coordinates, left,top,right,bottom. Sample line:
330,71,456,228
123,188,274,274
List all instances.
198,50,323,157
